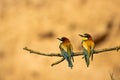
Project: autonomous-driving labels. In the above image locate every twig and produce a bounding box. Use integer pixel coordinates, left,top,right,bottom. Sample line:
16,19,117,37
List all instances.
23,46,120,66
23,47,62,57
51,58,65,67
109,72,115,80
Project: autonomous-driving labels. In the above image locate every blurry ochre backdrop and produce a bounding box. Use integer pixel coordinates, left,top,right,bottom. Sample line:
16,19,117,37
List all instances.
0,0,120,80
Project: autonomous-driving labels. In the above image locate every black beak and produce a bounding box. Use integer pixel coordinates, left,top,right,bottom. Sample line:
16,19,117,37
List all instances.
79,34,84,37
57,38,62,41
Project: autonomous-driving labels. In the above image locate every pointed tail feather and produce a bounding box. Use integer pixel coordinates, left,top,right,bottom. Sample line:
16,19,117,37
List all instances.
67,57,73,69
91,49,94,61
62,52,73,69
71,52,74,62
71,57,74,62
91,53,93,61
83,49,90,67
85,55,90,67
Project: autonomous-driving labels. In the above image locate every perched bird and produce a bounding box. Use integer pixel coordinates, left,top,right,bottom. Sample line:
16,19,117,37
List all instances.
57,37,74,69
79,33,95,67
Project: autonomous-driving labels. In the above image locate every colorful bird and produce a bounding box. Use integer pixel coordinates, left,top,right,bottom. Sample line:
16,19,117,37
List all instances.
79,33,95,67
57,37,74,69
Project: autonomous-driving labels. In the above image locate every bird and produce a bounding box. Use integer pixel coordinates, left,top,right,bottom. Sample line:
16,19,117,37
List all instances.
79,33,95,67
57,37,74,69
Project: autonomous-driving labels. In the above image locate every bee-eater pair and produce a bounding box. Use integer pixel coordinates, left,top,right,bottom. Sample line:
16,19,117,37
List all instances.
57,33,95,68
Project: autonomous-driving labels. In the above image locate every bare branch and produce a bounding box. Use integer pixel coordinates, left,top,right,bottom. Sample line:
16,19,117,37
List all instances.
23,47,62,57
23,46,120,56
23,46,120,66
94,46,120,54
51,58,65,67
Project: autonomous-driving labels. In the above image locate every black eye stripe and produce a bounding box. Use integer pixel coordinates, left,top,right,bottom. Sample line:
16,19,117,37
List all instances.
84,34,90,38
84,34,88,37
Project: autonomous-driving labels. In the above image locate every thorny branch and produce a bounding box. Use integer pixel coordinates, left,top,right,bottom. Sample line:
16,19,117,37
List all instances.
23,46,120,66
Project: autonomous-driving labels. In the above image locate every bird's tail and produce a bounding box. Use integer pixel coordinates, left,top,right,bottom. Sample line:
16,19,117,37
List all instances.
71,52,74,62
85,54,90,67
62,53,73,69
67,57,73,69
91,49,94,61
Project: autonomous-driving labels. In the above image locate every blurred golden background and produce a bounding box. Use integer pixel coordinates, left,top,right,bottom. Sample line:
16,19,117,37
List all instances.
0,0,120,80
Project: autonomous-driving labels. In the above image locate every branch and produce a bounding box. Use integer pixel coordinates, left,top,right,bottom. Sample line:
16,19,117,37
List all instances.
23,46,120,66
23,46,120,56
94,46,120,54
51,58,65,67
23,47,62,57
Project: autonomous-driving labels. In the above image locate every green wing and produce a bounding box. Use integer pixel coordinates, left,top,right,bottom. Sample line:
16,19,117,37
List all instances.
67,45,74,62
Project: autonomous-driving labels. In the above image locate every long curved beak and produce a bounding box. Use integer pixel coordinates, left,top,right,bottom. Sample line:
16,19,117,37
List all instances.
57,38,62,41
79,34,84,37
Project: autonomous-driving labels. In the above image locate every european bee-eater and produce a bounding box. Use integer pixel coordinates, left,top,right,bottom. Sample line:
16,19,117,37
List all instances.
79,33,95,67
57,37,74,69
